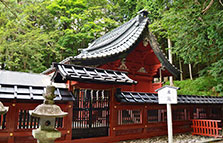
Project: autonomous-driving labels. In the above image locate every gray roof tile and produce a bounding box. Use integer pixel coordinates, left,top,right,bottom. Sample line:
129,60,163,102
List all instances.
52,64,137,85
0,84,74,101
0,70,74,101
116,90,223,104
0,70,66,88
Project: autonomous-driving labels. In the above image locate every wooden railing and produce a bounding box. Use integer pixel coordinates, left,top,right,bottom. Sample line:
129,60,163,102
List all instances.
191,119,222,138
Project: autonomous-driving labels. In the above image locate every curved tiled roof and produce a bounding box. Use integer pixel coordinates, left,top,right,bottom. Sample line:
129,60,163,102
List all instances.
43,10,180,78
60,11,149,65
148,32,181,78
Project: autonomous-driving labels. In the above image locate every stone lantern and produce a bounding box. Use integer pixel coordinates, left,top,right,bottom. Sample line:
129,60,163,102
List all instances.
29,85,68,143
0,101,9,115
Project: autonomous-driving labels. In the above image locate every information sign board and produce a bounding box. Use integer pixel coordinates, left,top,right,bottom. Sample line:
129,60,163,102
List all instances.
158,87,177,104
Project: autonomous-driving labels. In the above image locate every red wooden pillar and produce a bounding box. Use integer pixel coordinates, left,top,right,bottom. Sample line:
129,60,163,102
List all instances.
7,101,18,143
190,106,194,120
206,105,211,119
109,87,117,141
64,101,73,143
143,105,148,135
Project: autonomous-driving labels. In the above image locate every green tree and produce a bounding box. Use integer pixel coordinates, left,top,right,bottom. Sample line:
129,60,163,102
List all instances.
0,0,121,72
145,0,223,94
0,0,61,72
46,0,120,59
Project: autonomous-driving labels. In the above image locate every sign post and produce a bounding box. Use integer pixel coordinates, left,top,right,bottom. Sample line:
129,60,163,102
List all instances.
167,103,173,143
156,85,179,143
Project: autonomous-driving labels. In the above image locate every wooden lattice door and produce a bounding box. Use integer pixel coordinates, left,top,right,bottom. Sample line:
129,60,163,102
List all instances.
72,89,110,139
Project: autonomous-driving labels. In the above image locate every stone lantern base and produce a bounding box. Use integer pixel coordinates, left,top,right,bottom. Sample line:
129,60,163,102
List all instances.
32,128,61,143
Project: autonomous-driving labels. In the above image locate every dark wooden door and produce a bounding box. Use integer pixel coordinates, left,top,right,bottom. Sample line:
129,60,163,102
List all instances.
72,89,110,139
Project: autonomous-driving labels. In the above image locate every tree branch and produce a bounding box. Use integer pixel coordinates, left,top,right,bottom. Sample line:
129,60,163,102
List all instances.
202,0,214,14
219,0,223,6
203,0,208,9
195,0,201,5
0,0,18,18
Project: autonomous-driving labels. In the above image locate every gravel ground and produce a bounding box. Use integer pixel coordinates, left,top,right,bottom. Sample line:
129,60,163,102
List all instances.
119,133,221,143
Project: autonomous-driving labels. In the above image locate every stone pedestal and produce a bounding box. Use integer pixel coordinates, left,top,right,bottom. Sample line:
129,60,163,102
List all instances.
32,128,61,143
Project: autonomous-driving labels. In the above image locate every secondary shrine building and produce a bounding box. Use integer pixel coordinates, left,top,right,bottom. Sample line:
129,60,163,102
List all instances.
1,10,223,143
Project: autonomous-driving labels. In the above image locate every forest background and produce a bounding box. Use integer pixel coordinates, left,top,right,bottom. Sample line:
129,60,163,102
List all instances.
0,0,222,95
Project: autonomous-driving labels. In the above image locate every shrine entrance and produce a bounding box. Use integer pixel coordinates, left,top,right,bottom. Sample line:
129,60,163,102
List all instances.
72,89,110,139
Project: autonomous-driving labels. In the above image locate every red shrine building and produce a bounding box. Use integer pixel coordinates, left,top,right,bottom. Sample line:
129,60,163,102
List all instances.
0,10,223,143
51,10,180,93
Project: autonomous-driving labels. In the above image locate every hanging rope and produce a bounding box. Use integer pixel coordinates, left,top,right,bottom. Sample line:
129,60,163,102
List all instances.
84,89,87,101
96,90,99,101
101,90,105,101
90,90,94,102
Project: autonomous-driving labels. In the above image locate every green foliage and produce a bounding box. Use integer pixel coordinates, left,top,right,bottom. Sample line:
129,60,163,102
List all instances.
209,59,223,93
165,77,222,96
144,0,223,95
0,0,120,72
0,0,56,72
46,0,120,59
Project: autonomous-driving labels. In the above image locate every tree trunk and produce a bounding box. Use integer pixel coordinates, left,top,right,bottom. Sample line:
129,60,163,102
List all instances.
159,67,162,83
168,38,174,86
189,63,193,80
179,58,183,81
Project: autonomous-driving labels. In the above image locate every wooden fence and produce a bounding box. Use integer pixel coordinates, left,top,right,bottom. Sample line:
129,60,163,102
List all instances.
191,119,222,138
0,97,222,143
72,103,223,143
72,97,195,143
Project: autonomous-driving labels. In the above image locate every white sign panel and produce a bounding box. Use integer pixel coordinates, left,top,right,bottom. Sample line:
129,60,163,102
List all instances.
158,88,177,104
